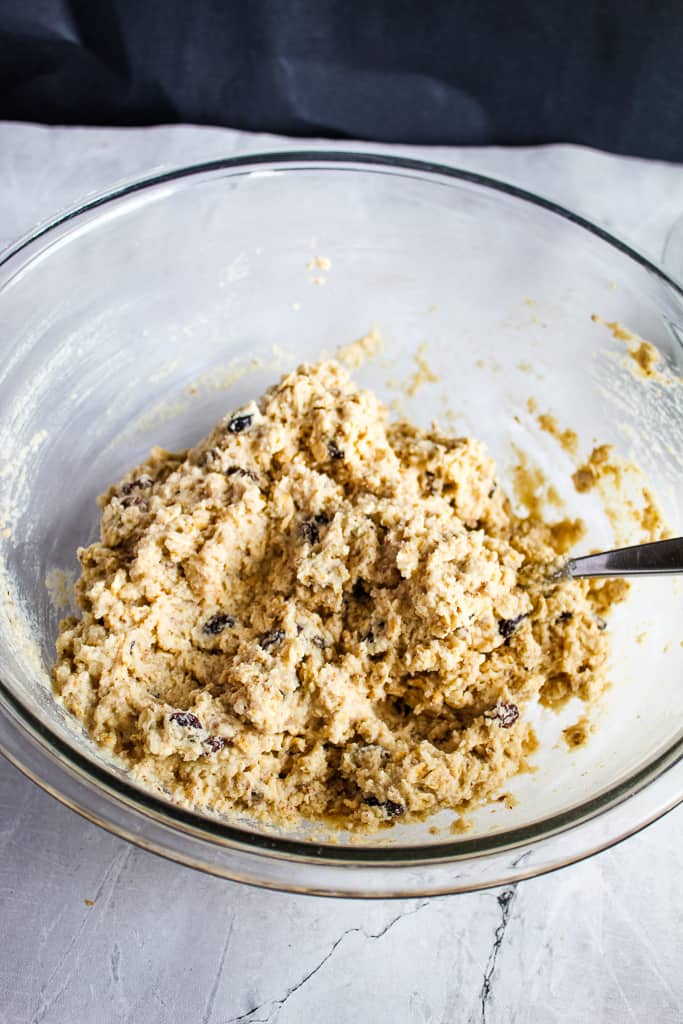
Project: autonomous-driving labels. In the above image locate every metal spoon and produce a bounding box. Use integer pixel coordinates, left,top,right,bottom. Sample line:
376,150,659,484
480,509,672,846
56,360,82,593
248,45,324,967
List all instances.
554,536,683,579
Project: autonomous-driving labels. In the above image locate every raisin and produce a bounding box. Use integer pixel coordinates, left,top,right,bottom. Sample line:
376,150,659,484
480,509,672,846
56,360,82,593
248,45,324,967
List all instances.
121,476,152,496
314,512,330,525
260,628,285,650
498,614,527,640
424,470,437,495
595,615,608,631
352,579,370,602
299,520,320,544
312,635,327,649
484,703,519,728
170,711,202,729
363,796,405,818
327,440,345,460
121,495,149,510
557,610,573,623
227,413,253,434
203,613,236,635
226,465,258,481
204,735,226,753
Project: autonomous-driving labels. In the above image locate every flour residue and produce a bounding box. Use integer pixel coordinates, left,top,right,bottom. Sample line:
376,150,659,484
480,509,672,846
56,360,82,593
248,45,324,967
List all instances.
406,343,438,397
45,568,77,613
571,444,669,544
512,446,568,520
537,413,579,456
591,314,681,385
306,254,331,287
336,326,383,369
306,255,331,272
562,716,594,750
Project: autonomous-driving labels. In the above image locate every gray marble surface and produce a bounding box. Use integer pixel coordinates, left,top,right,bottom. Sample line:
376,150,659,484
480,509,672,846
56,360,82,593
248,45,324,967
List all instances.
0,123,681,1024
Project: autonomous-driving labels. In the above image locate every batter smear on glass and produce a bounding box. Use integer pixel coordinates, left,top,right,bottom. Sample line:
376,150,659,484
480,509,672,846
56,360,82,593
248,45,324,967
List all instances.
53,360,626,830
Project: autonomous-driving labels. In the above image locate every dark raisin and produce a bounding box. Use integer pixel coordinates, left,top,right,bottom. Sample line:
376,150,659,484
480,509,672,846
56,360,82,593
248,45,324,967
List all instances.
314,512,330,525
392,697,411,716
595,615,608,631
299,520,320,544
312,635,327,649
484,703,519,728
327,440,345,460
121,495,149,510
498,614,527,640
226,465,258,481
557,610,573,623
227,413,253,434
170,711,202,729
260,628,285,650
121,476,152,496
424,471,437,495
205,735,226,753
203,613,236,635
352,579,370,602
363,796,405,818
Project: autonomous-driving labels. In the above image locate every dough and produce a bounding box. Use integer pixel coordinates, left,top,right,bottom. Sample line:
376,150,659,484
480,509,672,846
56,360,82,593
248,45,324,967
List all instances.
53,360,625,830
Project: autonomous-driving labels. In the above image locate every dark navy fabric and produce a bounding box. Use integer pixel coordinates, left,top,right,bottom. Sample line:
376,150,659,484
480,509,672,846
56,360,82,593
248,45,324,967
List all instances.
1,0,682,159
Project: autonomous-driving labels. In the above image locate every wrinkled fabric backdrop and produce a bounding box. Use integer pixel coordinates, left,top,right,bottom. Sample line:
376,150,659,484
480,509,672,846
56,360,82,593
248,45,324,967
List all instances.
0,0,682,159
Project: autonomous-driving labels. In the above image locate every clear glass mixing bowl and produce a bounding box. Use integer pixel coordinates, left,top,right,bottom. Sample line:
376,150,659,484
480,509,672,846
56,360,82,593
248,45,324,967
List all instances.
0,153,681,897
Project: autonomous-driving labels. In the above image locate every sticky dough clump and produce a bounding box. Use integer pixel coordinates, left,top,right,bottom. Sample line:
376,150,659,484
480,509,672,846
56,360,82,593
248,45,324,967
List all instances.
53,360,625,830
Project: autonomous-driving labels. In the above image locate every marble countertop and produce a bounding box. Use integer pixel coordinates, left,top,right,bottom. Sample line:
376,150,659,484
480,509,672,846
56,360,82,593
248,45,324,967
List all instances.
0,123,681,1024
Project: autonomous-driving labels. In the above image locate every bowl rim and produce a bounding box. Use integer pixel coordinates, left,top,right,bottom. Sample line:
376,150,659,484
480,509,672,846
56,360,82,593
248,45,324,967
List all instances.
0,149,681,889
2,148,683,301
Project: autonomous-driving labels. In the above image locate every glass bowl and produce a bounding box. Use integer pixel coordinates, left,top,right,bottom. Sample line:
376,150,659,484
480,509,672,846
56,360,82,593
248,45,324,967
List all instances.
0,153,681,898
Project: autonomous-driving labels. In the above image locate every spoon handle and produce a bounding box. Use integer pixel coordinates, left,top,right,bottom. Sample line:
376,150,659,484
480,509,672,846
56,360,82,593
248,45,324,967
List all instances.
566,536,683,578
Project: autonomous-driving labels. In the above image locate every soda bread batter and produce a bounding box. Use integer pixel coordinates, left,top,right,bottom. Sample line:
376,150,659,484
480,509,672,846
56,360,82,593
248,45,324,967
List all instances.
53,361,624,830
